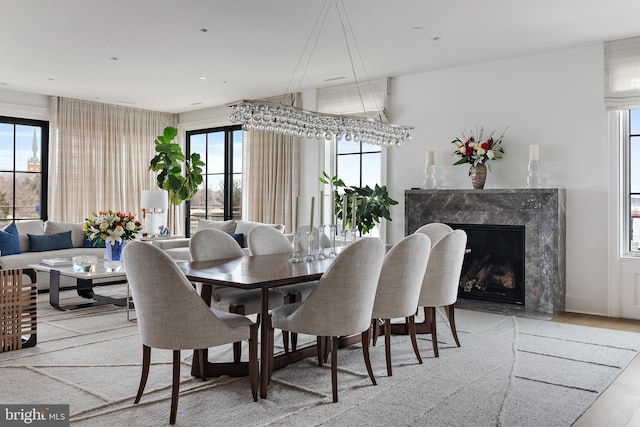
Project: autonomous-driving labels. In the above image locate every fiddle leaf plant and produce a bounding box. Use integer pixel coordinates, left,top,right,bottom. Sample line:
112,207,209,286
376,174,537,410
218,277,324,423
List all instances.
320,171,398,235
149,126,205,206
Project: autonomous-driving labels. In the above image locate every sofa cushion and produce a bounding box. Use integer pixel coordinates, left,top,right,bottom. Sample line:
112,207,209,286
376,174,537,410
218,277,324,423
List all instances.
28,231,74,252
195,219,236,234
82,234,106,248
234,220,285,236
0,222,22,256
230,233,245,248
15,220,45,252
45,221,85,247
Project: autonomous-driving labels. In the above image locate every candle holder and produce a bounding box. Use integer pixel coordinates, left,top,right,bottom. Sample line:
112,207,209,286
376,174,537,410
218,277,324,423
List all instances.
423,164,436,189
327,224,338,258
303,230,317,262
289,232,303,263
316,225,326,260
341,227,348,248
527,160,540,188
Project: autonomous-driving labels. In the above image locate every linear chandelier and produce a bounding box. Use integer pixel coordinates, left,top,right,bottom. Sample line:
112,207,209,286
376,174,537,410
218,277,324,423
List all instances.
228,99,412,146
227,0,413,147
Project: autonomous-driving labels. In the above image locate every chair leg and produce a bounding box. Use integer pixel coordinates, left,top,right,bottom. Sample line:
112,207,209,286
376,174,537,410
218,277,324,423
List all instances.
134,345,151,404
199,349,207,381
282,330,290,353
384,319,392,376
317,336,325,367
447,304,461,347
331,336,339,403
233,342,242,363
249,324,258,402
372,318,380,346
361,328,377,385
170,350,180,425
427,307,439,357
324,336,330,363
408,315,423,364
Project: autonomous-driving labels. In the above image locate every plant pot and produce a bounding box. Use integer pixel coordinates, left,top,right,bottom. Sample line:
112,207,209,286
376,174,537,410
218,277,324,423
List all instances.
469,164,487,189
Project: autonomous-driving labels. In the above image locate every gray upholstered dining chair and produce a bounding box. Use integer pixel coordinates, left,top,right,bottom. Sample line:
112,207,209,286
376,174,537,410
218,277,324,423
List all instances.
371,233,431,376
415,222,453,247
189,228,285,362
123,241,258,425
268,237,385,402
417,229,467,357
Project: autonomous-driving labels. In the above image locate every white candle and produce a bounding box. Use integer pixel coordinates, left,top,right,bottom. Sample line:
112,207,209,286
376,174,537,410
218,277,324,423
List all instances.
529,145,539,162
319,191,324,225
426,150,435,165
294,196,299,233
309,197,315,230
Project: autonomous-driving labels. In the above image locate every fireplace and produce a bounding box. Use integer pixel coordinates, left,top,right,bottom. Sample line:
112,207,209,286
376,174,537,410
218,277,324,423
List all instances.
405,189,566,316
449,223,525,305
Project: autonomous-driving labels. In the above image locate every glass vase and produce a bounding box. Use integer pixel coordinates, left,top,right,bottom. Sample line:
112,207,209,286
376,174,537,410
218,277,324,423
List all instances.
105,240,125,262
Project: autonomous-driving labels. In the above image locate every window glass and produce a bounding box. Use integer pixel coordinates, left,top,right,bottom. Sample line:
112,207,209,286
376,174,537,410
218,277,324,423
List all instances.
336,154,360,187
207,132,225,173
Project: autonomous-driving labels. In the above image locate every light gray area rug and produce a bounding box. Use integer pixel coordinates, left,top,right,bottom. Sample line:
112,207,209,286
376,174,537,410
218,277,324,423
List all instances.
2,288,640,426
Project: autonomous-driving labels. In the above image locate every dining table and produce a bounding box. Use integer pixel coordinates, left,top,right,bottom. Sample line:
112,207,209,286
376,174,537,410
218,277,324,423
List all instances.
180,252,336,399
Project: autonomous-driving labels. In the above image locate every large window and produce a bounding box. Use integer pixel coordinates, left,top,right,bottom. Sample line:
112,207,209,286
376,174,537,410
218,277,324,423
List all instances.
628,109,640,253
186,125,242,235
0,116,48,226
336,140,381,187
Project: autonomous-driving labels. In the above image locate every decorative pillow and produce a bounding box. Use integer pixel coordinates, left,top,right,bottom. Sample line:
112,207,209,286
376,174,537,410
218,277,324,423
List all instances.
15,219,44,252
82,234,106,248
0,222,22,256
195,219,236,234
28,231,74,252
45,221,85,248
230,233,245,248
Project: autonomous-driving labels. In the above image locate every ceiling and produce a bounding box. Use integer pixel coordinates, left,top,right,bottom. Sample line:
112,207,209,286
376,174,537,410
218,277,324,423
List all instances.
2,0,640,114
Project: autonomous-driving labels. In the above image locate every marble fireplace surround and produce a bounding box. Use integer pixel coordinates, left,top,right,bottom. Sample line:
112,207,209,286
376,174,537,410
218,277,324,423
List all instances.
405,189,566,315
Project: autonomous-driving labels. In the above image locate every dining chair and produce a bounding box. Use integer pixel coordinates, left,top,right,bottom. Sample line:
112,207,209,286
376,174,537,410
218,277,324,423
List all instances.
417,229,467,357
415,222,453,247
371,233,431,376
247,225,317,352
123,241,258,425
189,228,285,362
268,237,385,402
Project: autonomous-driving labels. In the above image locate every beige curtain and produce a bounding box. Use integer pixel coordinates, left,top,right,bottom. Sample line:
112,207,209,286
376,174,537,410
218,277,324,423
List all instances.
49,97,177,223
244,93,301,233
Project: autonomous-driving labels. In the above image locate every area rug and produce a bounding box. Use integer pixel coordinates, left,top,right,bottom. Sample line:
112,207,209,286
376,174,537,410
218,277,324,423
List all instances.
2,288,640,426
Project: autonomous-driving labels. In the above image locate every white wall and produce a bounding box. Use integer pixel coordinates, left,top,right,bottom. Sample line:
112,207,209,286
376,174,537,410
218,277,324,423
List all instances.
384,44,609,315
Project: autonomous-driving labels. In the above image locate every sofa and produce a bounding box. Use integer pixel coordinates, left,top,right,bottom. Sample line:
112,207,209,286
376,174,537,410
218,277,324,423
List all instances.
151,219,286,260
0,220,106,291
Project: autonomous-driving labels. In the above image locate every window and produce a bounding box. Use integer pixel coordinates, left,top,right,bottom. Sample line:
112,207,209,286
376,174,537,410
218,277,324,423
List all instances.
336,140,381,187
628,109,640,253
185,125,242,235
0,116,48,225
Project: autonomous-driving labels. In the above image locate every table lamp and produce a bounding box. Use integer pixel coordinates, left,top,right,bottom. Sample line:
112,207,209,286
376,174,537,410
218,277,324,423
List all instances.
141,190,168,237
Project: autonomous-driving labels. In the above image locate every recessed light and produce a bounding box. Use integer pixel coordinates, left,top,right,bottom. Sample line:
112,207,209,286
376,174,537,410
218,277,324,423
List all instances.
190,102,203,106
324,76,346,82
109,57,118,61
47,78,54,81
432,36,441,42
199,28,208,33
411,26,423,31
199,76,207,80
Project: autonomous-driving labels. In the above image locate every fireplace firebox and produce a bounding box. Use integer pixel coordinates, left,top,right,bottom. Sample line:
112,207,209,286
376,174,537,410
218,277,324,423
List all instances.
448,223,525,305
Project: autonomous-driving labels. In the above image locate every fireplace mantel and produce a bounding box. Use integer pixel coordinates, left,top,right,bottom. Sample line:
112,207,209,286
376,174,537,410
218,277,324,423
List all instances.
405,189,566,315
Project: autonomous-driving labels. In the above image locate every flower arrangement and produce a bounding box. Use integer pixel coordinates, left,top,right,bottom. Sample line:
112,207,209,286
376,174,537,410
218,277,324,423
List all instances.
83,210,142,245
452,127,507,172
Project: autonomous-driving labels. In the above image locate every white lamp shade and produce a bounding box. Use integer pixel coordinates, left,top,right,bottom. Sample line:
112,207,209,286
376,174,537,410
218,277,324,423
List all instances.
141,190,168,210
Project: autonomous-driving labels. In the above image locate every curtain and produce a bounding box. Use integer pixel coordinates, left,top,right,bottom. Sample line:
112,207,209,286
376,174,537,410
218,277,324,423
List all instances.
49,97,177,223
605,35,640,109
244,93,300,233
316,77,390,120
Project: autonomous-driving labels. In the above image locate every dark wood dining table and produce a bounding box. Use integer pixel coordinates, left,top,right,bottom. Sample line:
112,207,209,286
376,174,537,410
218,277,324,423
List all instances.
180,252,335,398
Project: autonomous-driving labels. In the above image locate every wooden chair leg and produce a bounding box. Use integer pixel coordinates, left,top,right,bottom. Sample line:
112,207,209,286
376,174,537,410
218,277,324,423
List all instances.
317,336,325,367
408,315,423,364
249,324,258,402
447,304,461,347
324,336,330,363
170,350,180,425
233,342,242,363
427,307,439,357
134,345,151,404
199,349,207,381
331,336,339,403
361,327,377,385
372,318,380,346
384,319,392,376
282,331,290,353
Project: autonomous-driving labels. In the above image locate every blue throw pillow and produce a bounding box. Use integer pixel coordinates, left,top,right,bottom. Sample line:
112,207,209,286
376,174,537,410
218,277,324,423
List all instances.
28,231,74,252
0,222,22,256
82,234,106,248
230,233,245,248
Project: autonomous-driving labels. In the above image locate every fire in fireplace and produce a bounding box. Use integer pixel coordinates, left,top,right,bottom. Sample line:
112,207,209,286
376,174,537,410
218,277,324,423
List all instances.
448,223,525,305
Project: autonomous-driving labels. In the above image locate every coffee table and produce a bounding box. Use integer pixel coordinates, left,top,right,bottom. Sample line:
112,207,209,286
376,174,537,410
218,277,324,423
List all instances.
29,261,128,311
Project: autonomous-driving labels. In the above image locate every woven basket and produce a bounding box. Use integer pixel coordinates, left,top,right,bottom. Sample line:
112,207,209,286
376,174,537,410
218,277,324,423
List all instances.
1,268,37,352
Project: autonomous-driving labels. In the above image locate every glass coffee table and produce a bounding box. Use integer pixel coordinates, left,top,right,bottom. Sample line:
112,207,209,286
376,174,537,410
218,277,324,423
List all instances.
29,261,128,311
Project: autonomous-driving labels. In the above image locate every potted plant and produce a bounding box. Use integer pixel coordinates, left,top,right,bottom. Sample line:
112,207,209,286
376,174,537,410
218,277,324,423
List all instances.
320,171,398,235
149,126,205,231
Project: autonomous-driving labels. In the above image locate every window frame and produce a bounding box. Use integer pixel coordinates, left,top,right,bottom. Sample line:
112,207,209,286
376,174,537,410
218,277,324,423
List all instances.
185,125,242,236
0,116,49,223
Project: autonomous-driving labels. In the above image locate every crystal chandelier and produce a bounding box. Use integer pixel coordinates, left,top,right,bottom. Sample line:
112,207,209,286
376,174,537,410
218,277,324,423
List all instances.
228,100,412,146
227,1,413,147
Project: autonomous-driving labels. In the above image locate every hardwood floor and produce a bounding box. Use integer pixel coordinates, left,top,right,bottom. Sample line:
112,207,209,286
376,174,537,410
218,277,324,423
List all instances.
553,313,640,426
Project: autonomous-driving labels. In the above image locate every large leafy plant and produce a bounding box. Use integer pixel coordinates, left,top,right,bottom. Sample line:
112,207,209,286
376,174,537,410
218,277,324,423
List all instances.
320,171,398,235
149,127,205,206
